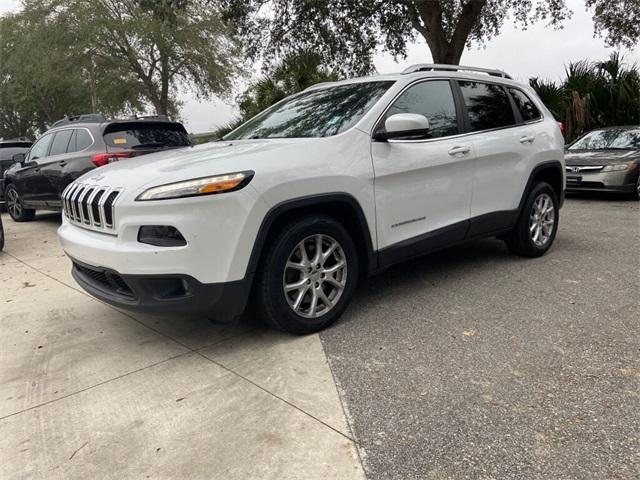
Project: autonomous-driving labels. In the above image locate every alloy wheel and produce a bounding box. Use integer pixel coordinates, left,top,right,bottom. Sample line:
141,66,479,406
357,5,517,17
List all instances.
283,234,347,319
529,193,555,247
6,188,22,219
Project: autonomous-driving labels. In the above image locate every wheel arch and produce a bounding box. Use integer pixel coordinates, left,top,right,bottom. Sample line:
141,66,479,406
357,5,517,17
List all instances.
519,161,565,211
246,193,377,279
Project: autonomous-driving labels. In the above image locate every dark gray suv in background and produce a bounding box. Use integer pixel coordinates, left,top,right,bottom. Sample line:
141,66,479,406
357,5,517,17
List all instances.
4,114,191,221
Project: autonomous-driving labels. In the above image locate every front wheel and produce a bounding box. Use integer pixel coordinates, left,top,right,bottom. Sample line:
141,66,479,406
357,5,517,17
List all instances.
256,215,358,334
5,185,35,222
505,182,559,257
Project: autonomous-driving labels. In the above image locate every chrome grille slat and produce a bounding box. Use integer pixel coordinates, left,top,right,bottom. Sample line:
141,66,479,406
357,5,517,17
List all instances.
86,188,102,226
71,186,85,222
62,182,122,235
81,188,94,224
63,184,77,219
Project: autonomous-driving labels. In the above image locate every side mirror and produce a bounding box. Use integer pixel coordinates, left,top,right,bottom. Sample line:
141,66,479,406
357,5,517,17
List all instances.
12,153,26,164
374,113,430,141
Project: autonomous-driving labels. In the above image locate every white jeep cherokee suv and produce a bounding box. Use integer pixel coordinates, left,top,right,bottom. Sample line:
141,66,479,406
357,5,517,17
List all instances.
58,64,565,334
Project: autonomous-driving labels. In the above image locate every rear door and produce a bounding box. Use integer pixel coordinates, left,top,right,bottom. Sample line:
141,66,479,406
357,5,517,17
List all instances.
48,128,97,202
456,80,535,234
371,79,475,260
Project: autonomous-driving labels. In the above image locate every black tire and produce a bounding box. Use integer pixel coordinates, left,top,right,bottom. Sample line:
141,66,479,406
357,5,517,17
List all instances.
628,174,640,201
505,182,559,257
256,214,358,334
5,184,35,222
0,216,4,251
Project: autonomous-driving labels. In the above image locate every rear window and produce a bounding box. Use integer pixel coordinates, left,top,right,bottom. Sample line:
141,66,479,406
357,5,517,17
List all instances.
103,123,190,149
458,81,516,132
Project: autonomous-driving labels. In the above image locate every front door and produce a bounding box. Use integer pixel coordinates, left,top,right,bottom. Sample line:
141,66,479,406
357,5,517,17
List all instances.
38,129,74,205
371,79,475,263
20,133,54,204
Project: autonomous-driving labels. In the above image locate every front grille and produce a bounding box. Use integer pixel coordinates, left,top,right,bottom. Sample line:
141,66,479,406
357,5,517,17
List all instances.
74,262,134,298
62,183,123,234
565,165,603,173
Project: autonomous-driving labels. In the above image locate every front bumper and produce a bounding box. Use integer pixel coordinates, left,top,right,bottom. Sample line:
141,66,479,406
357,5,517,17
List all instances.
71,258,252,321
565,168,638,193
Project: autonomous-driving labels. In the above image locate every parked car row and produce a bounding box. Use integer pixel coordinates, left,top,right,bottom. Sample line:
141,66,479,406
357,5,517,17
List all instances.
2,114,191,221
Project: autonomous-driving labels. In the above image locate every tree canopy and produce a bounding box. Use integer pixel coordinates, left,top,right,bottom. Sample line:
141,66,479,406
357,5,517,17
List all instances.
223,0,640,73
68,0,243,116
531,53,640,141
0,0,242,137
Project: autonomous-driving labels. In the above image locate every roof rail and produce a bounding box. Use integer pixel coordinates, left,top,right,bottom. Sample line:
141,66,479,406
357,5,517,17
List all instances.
402,63,512,80
51,114,107,128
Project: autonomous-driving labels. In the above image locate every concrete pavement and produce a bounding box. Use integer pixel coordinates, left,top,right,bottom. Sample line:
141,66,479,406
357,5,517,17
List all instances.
0,213,364,480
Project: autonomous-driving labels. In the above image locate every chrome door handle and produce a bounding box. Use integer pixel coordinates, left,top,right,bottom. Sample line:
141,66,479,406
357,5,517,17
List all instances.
448,146,471,156
520,135,535,144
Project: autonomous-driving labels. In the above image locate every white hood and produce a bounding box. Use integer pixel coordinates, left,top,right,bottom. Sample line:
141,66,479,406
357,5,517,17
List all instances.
76,137,321,191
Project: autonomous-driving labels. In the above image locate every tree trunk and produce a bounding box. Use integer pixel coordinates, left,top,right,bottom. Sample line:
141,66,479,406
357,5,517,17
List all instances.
429,43,465,65
411,0,487,65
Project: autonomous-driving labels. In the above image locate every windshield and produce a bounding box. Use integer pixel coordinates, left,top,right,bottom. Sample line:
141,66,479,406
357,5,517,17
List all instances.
569,128,640,150
225,81,395,140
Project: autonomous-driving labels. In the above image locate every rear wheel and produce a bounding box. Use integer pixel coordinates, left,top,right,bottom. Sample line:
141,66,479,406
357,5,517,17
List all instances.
256,215,358,334
629,174,640,201
505,182,559,257
5,185,35,222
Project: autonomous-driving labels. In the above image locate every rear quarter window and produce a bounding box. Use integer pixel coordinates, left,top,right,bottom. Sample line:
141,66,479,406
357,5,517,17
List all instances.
103,123,190,149
509,88,542,122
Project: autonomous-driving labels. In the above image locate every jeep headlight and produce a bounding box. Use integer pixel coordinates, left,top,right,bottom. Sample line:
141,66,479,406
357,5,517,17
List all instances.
136,171,254,201
602,163,633,172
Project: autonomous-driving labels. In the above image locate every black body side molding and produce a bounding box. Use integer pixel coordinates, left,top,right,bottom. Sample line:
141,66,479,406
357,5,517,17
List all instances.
246,161,564,277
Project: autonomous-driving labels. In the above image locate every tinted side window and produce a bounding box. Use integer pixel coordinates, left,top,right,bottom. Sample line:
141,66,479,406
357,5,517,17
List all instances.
49,130,73,156
27,134,54,161
380,80,458,139
66,130,78,153
509,88,542,122
458,81,516,131
75,129,93,150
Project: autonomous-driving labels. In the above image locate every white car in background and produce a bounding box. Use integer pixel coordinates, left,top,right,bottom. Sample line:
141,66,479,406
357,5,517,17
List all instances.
58,64,565,334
